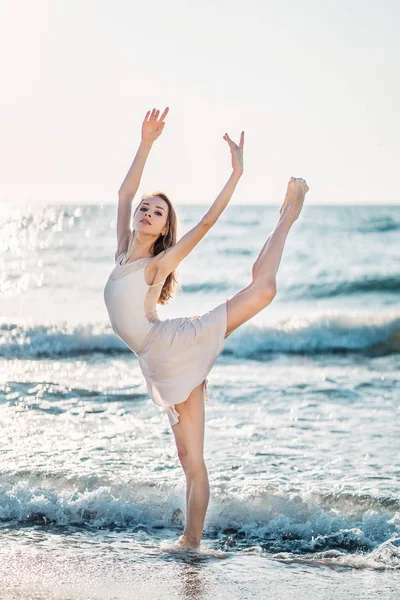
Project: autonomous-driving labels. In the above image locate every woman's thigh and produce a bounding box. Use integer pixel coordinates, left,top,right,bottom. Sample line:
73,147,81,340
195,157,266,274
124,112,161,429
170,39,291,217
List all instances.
171,382,206,464
226,277,276,337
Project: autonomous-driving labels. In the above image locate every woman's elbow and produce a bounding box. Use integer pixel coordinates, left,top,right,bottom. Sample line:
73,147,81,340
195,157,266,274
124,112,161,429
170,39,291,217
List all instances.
201,217,215,228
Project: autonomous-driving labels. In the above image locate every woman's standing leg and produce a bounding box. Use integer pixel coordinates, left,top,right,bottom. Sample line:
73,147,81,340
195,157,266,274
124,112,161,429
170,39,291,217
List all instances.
170,382,209,549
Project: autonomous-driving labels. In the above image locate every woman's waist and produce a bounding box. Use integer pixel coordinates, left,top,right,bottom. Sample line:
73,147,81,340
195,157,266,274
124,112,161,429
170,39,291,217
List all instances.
135,318,165,357
112,317,159,356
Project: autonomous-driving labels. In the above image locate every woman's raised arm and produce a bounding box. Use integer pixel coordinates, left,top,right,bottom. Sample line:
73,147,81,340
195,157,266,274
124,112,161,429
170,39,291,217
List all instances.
202,131,244,226
115,107,169,258
118,107,169,200
155,131,244,274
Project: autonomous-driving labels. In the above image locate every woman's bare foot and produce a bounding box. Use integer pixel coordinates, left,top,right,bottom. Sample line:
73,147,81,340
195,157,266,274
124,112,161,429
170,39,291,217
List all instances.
159,534,200,552
159,535,229,558
279,177,309,222
173,534,200,550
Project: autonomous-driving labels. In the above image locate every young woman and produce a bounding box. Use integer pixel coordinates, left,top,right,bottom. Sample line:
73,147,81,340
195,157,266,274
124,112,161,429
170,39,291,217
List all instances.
103,107,309,552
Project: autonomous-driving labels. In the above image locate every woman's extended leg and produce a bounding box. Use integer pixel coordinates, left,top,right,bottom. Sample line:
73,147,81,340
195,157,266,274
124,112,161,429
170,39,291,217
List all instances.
170,382,209,549
225,177,309,336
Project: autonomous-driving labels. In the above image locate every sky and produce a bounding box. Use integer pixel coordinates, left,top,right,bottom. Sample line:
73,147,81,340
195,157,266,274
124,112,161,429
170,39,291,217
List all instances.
0,0,399,206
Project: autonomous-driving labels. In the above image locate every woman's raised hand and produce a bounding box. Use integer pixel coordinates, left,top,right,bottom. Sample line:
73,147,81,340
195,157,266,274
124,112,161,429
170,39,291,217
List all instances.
223,131,244,175
142,107,169,143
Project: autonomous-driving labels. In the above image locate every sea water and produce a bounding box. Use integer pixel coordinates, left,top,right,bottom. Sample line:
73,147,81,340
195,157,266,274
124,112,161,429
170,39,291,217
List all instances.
0,202,399,599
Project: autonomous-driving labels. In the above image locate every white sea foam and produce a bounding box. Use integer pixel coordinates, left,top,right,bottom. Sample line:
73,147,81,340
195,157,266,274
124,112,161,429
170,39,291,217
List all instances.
1,311,399,358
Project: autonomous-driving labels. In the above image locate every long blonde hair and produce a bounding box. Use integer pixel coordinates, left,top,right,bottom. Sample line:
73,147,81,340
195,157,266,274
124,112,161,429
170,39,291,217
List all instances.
129,191,180,305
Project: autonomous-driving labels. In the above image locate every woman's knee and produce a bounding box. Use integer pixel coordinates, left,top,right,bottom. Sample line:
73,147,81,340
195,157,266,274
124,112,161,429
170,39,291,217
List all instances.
176,443,205,472
181,454,207,479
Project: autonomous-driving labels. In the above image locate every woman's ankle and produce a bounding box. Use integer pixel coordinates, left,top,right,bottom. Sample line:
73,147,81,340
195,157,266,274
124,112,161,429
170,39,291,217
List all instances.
180,533,200,547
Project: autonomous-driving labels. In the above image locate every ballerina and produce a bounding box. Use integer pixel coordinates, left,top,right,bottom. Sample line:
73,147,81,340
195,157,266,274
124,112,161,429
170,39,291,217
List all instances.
103,106,309,552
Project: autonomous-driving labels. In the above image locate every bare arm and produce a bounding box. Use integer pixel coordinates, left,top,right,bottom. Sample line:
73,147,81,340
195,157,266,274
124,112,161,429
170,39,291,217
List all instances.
203,131,244,226
156,131,245,273
115,108,169,259
203,169,242,227
118,140,154,201
115,141,153,260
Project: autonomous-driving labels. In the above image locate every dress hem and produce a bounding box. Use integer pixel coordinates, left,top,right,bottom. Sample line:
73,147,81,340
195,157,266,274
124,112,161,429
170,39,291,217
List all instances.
163,299,229,428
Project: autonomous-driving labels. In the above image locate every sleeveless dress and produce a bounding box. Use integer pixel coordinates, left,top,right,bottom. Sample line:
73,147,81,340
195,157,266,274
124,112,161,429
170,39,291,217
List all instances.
103,251,235,427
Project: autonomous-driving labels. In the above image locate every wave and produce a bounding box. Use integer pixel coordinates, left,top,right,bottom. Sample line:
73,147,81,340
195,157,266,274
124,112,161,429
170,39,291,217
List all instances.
358,216,400,233
1,313,399,359
0,476,398,569
221,248,254,256
306,274,400,298
0,321,124,359
1,381,147,409
181,281,230,293
222,313,400,358
163,273,400,297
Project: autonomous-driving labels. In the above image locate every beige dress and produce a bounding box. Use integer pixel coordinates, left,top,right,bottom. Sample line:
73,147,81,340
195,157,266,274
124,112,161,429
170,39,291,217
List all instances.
103,251,235,427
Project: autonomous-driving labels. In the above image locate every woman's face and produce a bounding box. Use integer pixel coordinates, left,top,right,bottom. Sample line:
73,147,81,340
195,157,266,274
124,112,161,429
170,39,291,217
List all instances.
134,196,169,237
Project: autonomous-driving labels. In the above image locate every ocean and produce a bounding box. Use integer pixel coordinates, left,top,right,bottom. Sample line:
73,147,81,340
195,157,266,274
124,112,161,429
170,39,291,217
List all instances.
0,201,399,599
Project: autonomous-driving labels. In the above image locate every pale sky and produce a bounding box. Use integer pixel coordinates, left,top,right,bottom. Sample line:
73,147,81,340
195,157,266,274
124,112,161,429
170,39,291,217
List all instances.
0,0,399,206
